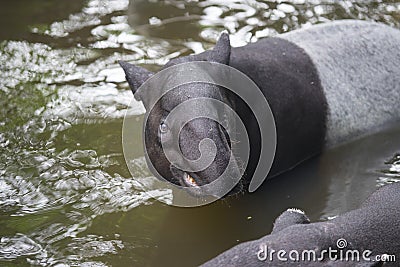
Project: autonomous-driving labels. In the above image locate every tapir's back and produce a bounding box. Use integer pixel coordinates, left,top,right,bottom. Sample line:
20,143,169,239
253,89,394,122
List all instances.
228,20,400,177
280,20,400,146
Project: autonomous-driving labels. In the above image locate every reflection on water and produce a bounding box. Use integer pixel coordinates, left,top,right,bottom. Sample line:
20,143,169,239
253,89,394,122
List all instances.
0,0,399,265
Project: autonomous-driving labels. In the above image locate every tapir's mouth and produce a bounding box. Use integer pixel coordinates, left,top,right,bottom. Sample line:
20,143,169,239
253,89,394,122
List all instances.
181,172,200,187
169,165,206,188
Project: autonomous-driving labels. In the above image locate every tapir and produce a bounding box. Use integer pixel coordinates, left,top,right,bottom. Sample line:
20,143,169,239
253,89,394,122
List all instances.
120,20,400,193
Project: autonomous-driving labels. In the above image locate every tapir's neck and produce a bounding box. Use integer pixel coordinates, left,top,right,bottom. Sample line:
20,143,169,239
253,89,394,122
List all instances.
227,37,328,179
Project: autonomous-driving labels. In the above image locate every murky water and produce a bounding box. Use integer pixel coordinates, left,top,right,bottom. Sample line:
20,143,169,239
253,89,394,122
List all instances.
1,0,400,266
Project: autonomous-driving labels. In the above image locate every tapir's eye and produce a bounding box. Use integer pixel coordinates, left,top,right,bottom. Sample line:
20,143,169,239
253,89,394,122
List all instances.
159,122,169,134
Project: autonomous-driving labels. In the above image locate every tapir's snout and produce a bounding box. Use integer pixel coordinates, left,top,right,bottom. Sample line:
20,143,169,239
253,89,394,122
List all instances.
173,117,238,190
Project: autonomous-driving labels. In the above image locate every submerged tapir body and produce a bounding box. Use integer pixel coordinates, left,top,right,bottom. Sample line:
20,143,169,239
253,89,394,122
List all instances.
120,20,400,191
201,182,400,266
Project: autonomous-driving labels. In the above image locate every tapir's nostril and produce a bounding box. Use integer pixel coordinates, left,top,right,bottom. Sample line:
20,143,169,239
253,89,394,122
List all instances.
218,123,231,149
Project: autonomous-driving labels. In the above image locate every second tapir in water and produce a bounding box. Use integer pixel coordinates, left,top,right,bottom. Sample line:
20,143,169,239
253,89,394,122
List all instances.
201,181,400,266
120,20,400,192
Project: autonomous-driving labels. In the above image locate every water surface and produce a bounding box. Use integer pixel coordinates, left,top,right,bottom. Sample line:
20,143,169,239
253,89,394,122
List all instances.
1,0,400,266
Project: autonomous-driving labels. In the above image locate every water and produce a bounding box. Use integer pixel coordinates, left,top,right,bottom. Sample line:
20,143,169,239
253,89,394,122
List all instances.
1,0,400,266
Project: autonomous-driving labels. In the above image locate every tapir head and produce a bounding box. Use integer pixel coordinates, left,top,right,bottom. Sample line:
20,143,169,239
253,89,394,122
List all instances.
120,33,243,195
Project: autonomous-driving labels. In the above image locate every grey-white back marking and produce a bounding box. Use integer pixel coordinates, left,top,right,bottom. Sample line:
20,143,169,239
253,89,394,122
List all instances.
280,20,400,146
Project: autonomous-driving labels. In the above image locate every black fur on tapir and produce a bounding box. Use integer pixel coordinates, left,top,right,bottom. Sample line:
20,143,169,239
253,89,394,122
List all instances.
120,20,400,191
201,182,400,266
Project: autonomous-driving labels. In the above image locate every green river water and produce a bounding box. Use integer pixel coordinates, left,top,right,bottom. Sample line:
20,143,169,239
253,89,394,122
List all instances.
1,0,400,266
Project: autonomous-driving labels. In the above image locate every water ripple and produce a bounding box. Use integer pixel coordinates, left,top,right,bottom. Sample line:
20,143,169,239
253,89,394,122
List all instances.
377,154,400,186
1,0,400,265
0,234,43,260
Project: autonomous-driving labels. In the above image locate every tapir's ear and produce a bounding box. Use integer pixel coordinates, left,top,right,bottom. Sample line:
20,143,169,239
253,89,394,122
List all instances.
210,32,231,65
271,208,310,234
119,61,153,98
